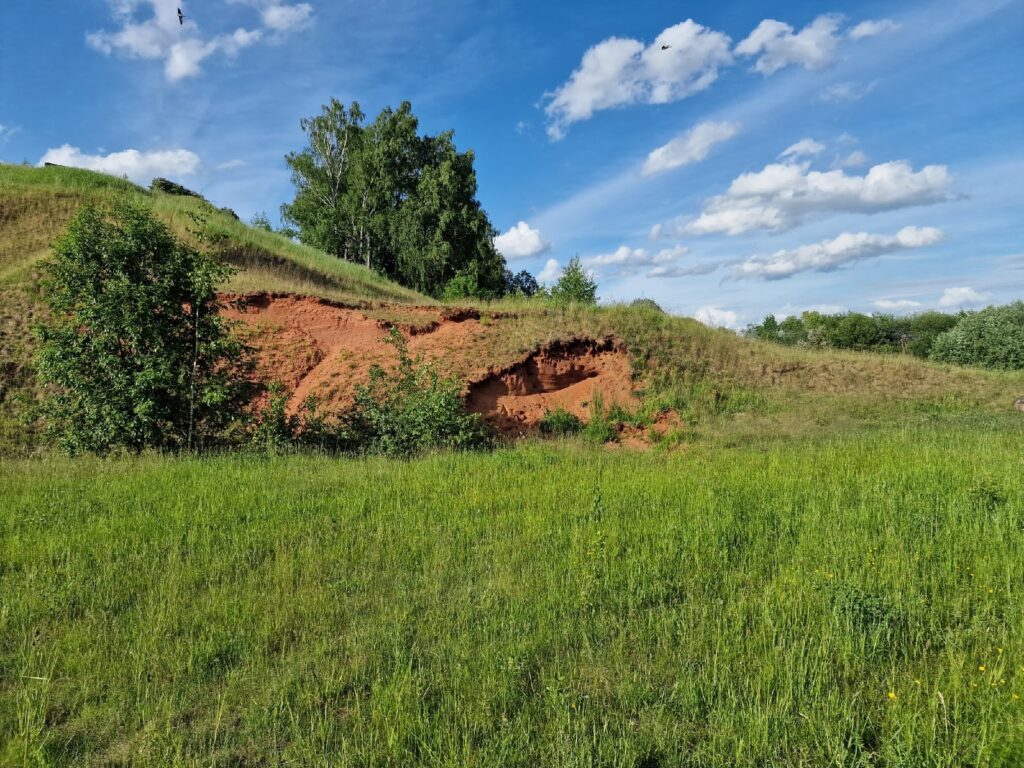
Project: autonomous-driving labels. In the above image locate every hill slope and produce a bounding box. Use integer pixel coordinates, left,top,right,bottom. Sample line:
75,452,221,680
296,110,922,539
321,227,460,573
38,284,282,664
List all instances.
2,164,1023,451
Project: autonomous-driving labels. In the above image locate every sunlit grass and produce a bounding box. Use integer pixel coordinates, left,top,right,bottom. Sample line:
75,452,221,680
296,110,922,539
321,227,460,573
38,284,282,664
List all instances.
2,425,1022,765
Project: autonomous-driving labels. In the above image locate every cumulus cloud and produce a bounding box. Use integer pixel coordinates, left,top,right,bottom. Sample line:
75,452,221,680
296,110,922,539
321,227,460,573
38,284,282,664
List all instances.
643,120,740,175
735,14,845,75
938,286,990,308
730,226,944,280
537,258,562,284
874,298,923,311
88,0,311,81
494,221,551,260
848,19,900,39
582,244,695,277
38,145,202,185
544,20,733,139
693,305,741,330
685,160,953,235
779,138,825,160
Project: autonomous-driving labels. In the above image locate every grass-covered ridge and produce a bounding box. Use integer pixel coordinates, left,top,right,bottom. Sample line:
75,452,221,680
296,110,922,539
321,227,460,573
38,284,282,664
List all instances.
3,426,1023,765
0,164,425,304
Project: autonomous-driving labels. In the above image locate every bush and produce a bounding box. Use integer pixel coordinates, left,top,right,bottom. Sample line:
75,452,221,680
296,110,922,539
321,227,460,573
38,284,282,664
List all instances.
930,302,1024,369
551,256,598,305
539,408,583,436
341,329,492,455
34,200,243,454
150,177,204,199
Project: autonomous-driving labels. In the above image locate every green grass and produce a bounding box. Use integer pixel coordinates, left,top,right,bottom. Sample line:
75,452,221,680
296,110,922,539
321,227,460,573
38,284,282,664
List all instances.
3,425,1023,766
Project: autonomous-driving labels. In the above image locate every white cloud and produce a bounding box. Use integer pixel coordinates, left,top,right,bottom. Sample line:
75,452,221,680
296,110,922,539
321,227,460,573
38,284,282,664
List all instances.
643,120,740,175
648,223,664,240
874,298,923,311
537,258,562,285
38,145,202,185
582,244,693,277
819,80,877,103
938,286,990,308
834,150,869,168
544,20,733,139
693,305,742,330
730,226,944,280
735,14,845,75
0,123,17,142
779,138,825,160
849,19,900,40
216,159,248,170
494,221,551,260
260,3,313,31
647,261,720,278
88,0,310,81
686,160,953,235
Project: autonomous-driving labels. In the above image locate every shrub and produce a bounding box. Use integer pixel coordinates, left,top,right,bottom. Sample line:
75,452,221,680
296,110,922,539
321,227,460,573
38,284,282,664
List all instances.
930,303,1024,370
34,200,243,454
150,177,204,199
539,408,584,436
441,271,480,301
551,256,598,306
341,329,492,456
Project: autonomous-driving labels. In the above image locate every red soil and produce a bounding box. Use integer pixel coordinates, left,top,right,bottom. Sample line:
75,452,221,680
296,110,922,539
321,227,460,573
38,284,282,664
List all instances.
221,293,640,439
465,338,639,437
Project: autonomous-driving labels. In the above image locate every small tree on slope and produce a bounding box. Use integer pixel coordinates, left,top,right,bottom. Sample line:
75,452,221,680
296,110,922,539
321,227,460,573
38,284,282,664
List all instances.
551,256,598,305
35,200,243,454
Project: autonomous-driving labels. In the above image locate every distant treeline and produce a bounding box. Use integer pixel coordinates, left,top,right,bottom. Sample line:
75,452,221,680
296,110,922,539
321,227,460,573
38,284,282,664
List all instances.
744,303,1024,370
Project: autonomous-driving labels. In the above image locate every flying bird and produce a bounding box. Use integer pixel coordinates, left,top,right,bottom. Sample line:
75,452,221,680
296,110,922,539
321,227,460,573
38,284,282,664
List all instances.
177,8,185,25
661,44,671,50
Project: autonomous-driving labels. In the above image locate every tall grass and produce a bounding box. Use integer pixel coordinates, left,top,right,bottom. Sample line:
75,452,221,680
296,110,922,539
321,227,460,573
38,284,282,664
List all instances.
2,426,1022,766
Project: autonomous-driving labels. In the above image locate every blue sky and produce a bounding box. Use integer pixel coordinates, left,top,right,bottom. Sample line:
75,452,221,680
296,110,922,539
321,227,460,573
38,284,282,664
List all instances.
2,0,1022,326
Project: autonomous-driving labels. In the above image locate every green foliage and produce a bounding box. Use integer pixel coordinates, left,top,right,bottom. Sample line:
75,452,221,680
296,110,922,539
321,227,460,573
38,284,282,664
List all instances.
150,177,204,199
34,200,244,454
930,302,1024,369
506,269,540,297
441,270,480,301
747,309,965,359
551,256,598,305
250,211,274,232
282,99,506,298
582,395,618,444
538,407,584,436
342,329,492,456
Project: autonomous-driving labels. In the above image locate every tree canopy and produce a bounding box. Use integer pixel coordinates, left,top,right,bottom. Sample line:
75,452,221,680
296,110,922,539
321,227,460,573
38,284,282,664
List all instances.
282,99,507,298
551,256,598,305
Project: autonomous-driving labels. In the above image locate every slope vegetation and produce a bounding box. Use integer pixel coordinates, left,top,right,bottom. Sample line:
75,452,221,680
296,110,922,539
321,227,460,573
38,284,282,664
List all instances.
2,164,1023,452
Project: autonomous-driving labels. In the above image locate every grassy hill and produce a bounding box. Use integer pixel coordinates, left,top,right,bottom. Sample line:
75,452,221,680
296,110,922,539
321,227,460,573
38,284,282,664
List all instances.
2,165,1024,765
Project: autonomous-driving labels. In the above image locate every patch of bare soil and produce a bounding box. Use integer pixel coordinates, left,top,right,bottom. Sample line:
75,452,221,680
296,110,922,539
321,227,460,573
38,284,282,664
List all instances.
465,338,639,437
221,293,489,414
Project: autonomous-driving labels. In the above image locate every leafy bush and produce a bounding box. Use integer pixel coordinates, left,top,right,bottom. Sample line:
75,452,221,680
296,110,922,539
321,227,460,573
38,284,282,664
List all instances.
341,329,492,456
551,256,598,305
150,177,204,199
539,408,583,436
929,302,1024,370
441,271,480,301
746,309,965,359
34,200,244,454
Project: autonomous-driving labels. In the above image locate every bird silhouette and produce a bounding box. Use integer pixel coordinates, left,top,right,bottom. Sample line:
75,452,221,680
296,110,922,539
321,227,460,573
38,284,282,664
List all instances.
177,8,185,25
661,44,671,50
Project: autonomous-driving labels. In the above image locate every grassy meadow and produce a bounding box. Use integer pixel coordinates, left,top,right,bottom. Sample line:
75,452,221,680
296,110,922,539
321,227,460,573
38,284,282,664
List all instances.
3,424,1023,767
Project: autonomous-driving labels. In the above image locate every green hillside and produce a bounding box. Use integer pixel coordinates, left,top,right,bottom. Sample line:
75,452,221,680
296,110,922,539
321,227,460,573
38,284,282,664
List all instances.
2,164,1024,455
